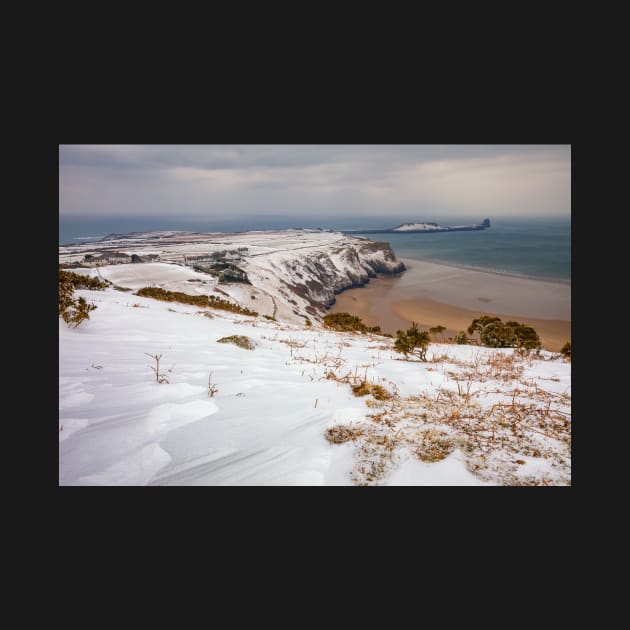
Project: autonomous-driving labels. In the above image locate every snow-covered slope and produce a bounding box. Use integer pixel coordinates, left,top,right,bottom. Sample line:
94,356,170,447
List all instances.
59,288,571,486
59,230,405,325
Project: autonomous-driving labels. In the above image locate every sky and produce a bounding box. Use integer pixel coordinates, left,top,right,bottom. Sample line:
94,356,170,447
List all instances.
59,145,570,222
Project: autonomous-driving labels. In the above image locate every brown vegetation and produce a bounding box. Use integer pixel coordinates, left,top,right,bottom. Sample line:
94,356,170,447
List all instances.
323,312,382,334
58,269,108,328
324,349,570,486
136,286,258,316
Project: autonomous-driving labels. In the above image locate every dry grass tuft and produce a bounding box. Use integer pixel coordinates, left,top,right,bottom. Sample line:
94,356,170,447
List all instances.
324,348,570,486
351,382,392,400
325,425,364,444
414,428,455,462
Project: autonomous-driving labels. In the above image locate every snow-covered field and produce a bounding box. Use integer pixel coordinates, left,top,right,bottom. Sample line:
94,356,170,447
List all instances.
59,287,571,486
75,262,220,293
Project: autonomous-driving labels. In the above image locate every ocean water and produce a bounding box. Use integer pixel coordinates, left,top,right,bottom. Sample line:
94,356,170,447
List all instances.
354,218,571,284
59,216,570,284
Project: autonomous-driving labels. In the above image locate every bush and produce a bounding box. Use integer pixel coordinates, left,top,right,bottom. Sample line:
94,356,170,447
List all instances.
511,323,541,350
429,325,446,340
455,331,468,345
477,318,541,350
136,286,258,316
467,315,502,336
323,312,382,334
560,341,571,359
480,321,516,347
61,296,97,328
59,269,109,291
394,322,430,361
58,269,106,328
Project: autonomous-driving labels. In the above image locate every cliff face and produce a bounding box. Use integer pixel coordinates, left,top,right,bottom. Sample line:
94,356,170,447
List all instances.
241,236,405,321
59,229,406,324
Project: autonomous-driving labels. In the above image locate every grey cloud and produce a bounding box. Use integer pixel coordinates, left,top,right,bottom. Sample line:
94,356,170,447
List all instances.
60,144,566,171
59,145,570,219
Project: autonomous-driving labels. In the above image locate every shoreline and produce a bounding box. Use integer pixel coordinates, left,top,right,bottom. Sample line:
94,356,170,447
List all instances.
331,257,571,352
391,254,571,286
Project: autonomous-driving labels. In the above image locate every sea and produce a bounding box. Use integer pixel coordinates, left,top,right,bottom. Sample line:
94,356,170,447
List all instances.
59,216,571,285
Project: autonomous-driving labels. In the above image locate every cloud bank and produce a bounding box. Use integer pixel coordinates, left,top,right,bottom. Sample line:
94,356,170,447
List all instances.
59,145,570,220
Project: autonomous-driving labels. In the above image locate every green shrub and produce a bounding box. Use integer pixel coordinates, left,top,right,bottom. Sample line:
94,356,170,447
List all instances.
323,312,383,335
511,323,541,350
61,297,97,328
455,331,468,345
59,269,109,291
136,286,258,316
477,318,541,350
560,341,571,358
429,325,446,340
324,312,366,332
58,269,106,328
467,315,502,336
480,321,516,347
394,322,430,361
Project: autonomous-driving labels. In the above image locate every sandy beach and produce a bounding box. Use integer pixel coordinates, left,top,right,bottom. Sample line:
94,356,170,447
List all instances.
330,258,571,352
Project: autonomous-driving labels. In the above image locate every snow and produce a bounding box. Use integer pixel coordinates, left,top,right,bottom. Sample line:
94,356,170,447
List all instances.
78,444,172,486
73,262,220,294
58,417,88,442
59,286,571,486
385,450,491,485
391,222,482,231
60,230,404,325
392,223,442,231
145,399,219,434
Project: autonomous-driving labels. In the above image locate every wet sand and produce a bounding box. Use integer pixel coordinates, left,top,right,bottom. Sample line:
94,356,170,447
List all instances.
330,258,571,352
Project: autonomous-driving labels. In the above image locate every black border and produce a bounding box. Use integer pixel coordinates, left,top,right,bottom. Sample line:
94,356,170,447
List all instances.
47,84,579,551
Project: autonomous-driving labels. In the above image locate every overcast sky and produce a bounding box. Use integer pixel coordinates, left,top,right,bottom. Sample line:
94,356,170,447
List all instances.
59,145,570,220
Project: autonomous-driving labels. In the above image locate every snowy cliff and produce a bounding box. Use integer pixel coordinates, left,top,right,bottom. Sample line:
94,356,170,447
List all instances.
58,230,405,324
240,236,404,322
